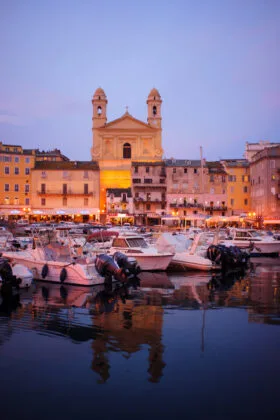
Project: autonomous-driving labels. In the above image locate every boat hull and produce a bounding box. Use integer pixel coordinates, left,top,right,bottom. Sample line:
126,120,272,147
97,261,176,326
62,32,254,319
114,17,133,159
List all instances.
223,240,280,257
132,254,173,271
168,253,218,272
2,253,104,287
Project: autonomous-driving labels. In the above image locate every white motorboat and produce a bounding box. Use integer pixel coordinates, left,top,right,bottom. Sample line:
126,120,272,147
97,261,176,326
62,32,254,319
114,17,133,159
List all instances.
108,234,174,271
2,239,128,287
219,228,280,256
156,232,219,271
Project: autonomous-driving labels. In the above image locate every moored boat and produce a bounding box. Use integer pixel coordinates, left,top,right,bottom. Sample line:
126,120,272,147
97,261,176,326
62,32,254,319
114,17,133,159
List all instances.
108,234,174,271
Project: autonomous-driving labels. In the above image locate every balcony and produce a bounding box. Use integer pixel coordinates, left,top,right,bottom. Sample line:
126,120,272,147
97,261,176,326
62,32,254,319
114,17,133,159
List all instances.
205,205,227,211
132,178,166,186
38,190,93,196
170,202,203,209
134,197,166,204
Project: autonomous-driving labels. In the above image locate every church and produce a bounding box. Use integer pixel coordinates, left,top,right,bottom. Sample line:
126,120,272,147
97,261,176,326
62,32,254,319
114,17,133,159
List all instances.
91,87,164,212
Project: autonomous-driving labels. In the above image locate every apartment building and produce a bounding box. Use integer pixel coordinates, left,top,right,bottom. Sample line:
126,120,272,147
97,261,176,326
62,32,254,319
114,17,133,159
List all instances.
131,161,166,226
221,159,251,215
30,161,100,222
250,145,280,219
0,142,35,218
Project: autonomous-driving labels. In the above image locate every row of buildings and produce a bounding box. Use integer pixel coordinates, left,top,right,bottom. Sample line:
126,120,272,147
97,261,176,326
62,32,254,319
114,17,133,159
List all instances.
0,88,279,226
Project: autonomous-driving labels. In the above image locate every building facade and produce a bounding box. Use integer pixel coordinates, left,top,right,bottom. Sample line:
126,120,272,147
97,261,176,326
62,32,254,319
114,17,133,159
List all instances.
91,88,164,220
131,161,167,226
106,188,133,224
30,161,100,221
250,145,280,221
0,142,35,219
221,159,251,216
164,159,227,226
244,141,280,162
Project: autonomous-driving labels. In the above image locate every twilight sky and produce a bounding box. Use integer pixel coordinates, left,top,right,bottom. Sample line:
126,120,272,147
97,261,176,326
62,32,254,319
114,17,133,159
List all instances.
1,0,279,162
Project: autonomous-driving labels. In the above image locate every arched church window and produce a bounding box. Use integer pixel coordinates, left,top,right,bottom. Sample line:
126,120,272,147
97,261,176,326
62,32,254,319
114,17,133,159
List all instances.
153,106,157,115
123,143,131,159
97,106,102,116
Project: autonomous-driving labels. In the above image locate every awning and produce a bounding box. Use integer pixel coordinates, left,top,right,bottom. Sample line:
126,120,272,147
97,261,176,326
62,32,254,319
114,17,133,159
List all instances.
0,209,25,216
182,214,207,220
263,219,280,225
206,216,229,223
147,213,161,219
31,208,100,216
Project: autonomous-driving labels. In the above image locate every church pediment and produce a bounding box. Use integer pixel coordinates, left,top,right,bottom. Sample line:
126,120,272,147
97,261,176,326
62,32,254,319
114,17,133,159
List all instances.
100,113,155,131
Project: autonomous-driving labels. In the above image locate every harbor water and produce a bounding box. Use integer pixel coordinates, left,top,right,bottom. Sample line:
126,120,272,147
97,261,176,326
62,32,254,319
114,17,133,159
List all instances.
0,259,279,419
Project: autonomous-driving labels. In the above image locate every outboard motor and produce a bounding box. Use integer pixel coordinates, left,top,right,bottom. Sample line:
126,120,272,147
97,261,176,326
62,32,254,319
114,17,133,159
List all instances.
10,240,21,250
0,257,21,296
113,252,141,277
95,254,128,283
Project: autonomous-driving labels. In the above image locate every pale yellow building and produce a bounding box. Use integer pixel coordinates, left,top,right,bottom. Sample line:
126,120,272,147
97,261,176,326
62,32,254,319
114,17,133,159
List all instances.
0,142,35,219
91,87,164,221
30,161,100,222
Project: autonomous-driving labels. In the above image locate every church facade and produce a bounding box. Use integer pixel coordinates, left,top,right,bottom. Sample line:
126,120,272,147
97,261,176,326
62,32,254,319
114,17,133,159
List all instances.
91,87,164,218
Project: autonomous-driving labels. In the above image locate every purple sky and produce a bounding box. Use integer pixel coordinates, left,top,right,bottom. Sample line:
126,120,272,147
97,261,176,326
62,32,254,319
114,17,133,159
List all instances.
1,0,279,161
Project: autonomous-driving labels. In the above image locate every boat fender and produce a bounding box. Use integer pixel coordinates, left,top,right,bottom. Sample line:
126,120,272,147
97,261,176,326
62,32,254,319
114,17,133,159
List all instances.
60,267,67,283
41,264,49,279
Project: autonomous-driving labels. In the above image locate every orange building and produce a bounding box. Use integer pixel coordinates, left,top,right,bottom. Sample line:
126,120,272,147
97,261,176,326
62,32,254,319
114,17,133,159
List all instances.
221,159,251,216
0,142,35,219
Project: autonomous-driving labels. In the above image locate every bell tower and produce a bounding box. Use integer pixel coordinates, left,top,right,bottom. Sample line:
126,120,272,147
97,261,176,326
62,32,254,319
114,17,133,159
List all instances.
147,88,162,128
92,87,107,129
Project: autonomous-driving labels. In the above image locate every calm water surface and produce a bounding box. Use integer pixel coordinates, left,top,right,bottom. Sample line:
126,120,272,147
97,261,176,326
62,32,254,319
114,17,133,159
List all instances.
1,259,280,420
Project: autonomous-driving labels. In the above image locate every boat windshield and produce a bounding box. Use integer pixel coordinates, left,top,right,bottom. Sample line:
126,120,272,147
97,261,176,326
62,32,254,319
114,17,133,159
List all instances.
126,237,149,248
248,230,262,238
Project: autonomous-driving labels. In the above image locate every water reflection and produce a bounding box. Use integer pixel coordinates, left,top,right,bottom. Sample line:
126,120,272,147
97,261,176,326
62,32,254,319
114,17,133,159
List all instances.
0,260,279,385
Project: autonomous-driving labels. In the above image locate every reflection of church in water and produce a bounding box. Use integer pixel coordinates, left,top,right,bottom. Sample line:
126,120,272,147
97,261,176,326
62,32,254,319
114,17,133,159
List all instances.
91,287,166,384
